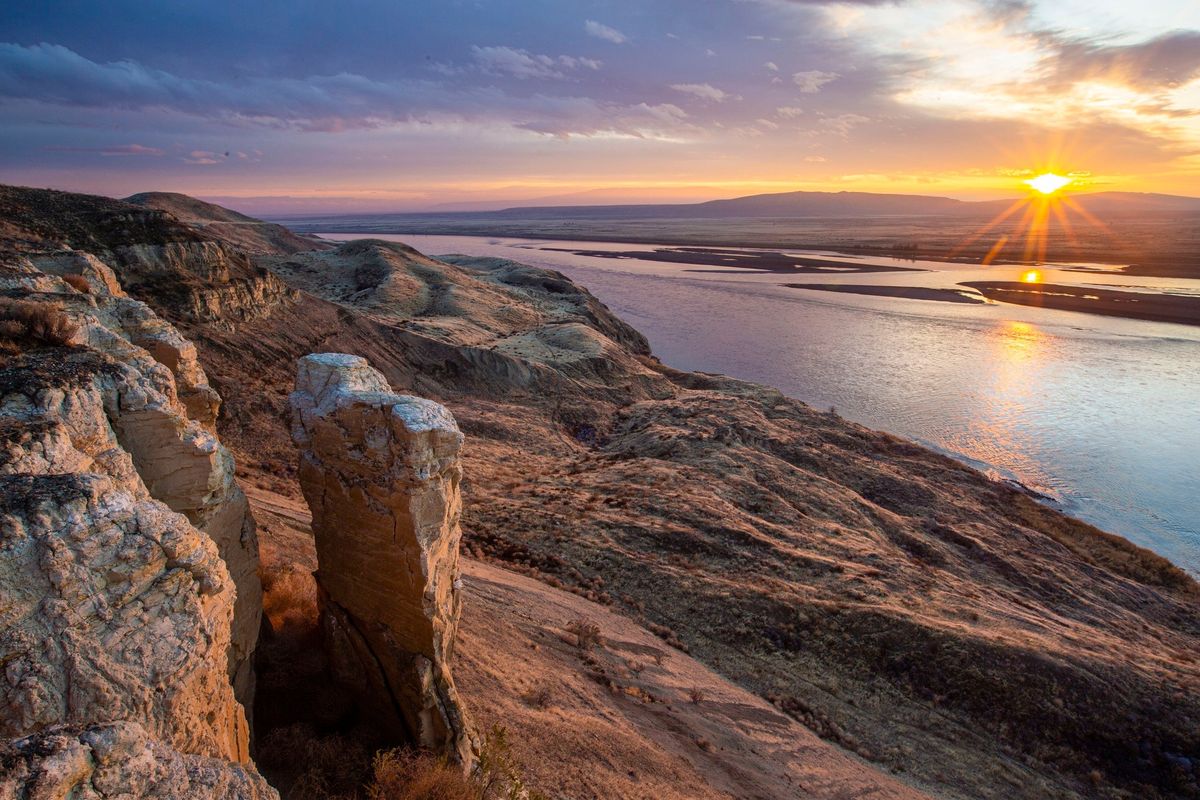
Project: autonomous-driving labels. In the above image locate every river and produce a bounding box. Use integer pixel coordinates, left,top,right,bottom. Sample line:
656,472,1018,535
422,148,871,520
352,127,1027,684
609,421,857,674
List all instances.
317,232,1200,573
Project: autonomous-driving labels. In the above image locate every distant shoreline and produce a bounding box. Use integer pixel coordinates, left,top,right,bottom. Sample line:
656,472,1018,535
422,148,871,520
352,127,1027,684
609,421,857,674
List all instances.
962,282,1200,327
785,283,986,304
293,218,1200,279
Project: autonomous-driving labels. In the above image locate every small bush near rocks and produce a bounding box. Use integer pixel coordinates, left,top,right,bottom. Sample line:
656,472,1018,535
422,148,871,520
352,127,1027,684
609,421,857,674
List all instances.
62,274,91,293
259,563,318,631
367,750,477,800
368,725,547,800
0,299,77,353
521,684,555,710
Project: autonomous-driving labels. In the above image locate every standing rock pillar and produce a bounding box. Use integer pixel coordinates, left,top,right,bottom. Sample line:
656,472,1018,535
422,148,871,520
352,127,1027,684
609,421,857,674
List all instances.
289,353,474,765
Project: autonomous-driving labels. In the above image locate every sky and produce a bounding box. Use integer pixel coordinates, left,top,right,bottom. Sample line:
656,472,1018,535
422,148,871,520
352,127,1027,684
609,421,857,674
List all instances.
1,0,1198,214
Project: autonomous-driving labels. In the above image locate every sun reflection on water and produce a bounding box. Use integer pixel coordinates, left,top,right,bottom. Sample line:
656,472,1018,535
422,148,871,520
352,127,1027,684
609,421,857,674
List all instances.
998,320,1043,365
978,320,1049,469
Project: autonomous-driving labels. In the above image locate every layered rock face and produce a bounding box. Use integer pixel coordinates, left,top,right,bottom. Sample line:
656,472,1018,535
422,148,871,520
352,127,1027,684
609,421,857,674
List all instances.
112,241,297,329
0,186,298,331
289,353,473,764
0,259,272,796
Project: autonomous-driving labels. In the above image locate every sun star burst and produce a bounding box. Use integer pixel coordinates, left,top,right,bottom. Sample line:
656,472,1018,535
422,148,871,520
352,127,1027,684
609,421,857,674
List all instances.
1025,173,1072,195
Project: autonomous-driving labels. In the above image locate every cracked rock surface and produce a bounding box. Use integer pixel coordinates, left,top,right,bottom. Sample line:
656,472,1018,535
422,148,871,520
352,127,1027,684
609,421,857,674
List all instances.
0,257,274,796
0,722,277,799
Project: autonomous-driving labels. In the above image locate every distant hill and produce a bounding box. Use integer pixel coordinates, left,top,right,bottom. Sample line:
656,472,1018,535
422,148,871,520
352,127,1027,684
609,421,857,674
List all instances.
459,189,1200,220
126,191,329,254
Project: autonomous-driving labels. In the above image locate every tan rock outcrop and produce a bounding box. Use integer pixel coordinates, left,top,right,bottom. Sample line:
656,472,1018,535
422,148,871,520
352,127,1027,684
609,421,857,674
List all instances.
0,722,277,800
0,265,273,793
29,250,127,297
289,352,473,764
42,270,261,705
0,469,247,762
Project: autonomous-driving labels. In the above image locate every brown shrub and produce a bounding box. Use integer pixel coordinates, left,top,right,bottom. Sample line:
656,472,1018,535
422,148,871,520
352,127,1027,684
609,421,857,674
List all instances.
565,618,603,650
520,684,554,710
367,726,546,800
0,299,78,351
62,274,91,294
260,563,318,631
688,686,705,704
367,751,477,800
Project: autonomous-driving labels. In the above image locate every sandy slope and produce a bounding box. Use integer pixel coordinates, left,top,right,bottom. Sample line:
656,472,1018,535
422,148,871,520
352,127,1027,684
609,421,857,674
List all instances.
245,481,930,800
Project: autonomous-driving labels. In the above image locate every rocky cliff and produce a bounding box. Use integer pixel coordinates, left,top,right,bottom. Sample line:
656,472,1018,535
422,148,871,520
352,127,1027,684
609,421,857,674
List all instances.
289,353,474,765
0,253,272,796
1,722,277,800
125,192,329,257
0,185,298,331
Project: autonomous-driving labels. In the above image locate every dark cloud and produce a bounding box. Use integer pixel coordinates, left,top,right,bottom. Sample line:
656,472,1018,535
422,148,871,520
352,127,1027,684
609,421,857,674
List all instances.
471,46,601,80
0,42,692,137
1050,31,1200,90
43,143,163,156
0,42,441,131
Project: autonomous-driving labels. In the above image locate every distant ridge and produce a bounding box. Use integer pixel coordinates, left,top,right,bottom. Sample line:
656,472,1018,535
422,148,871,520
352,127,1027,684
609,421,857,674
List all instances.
273,188,1200,221
487,190,971,220
477,189,1200,220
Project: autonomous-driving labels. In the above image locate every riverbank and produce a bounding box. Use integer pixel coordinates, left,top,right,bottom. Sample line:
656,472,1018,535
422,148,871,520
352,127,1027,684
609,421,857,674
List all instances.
281,211,1200,278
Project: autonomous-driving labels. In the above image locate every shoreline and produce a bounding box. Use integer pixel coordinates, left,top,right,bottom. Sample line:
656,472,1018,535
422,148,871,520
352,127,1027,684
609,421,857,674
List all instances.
301,225,1122,269
316,231,1200,575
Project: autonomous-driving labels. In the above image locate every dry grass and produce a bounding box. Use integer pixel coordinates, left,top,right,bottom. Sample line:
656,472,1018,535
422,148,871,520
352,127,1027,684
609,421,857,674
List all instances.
61,274,91,294
0,299,77,353
1009,494,1197,594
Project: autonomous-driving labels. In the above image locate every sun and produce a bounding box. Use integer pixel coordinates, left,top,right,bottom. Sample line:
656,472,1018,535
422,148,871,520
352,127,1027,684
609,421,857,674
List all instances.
1022,270,1041,283
1025,173,1072,195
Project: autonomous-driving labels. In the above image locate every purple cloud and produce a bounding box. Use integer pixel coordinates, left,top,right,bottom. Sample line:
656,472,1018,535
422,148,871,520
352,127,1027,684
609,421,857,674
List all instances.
585,20,628,44
42,142,164,156
471,46,601,80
